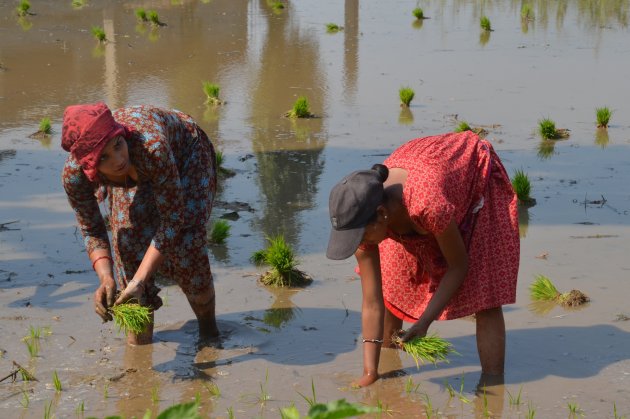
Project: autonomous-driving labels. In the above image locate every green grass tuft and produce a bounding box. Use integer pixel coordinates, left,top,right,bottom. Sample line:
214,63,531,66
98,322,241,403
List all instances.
147,10,160,26
399,86,415,107
530,274,560,302
286,96,313,118
480,16,492,31
39,117,52,135
16,0,30,16
455,121,472,133
596,106,612,128
539,118,559,139
326,23,341,33
252,235,312,287
511,169,532,203
91,26,107,42
395,333,458,368
412,7,424,20
109,303,152,334
135,8,148,22
210,220,230,244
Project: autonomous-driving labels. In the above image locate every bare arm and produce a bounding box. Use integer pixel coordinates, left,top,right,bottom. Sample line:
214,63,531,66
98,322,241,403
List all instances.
403,219,469,340
354,246,384,387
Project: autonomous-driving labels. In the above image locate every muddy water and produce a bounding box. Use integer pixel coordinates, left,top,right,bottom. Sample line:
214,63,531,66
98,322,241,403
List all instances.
1,0,630,417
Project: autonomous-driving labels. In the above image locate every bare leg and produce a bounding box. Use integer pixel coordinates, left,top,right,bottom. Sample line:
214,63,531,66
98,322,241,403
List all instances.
475,306,505,375
383,307,403,348
187,285,218,338
127,312,154,345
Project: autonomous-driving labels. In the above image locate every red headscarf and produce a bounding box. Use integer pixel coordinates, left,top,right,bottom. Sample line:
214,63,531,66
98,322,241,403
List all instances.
61,102,126,182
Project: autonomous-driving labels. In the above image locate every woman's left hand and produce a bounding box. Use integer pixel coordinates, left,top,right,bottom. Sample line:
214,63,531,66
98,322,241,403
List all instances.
114,279,145,306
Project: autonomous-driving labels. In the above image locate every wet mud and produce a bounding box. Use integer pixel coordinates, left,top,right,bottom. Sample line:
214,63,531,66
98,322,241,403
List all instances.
1,0,630,417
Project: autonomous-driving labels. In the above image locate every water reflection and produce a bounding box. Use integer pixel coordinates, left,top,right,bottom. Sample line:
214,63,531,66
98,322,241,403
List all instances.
479,30,491,46
518,204,530,238
249,0,327,246
262,288,300,329
537,140,556,159
343,0,359,101
595,127,610,148
398,107,414,125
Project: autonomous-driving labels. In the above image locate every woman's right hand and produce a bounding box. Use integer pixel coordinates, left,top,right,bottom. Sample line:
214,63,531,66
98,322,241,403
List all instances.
94,276,116,322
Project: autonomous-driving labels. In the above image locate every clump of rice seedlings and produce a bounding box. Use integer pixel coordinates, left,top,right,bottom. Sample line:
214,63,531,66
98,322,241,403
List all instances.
251,235,312,287
538,118,570,140
511,169,535,205
52,370,62,392
270,1,284,11
393,333,457,368
406,377,421,394
507,385,523,406
72,0,85,8
91,26,107,43
596,106,612,128
297,378,317,407
147,10,164,27
109,302,152,334
326,23,342,33
43,400,53,419
215,150,235,177
480,16,492,31
76,401,84,415
16,0,31,17
24,338,39,358
399,86,415,107
568,402,583,418
202,81,224,105
210,220,230,244
285,96,314,118
421,393,437,418
530,274,590,308
203,382,221,398
135,8,148,22
526,401,536,419
412,7,425,20
521,4,534,21
455,121,472,133
39,117,52,135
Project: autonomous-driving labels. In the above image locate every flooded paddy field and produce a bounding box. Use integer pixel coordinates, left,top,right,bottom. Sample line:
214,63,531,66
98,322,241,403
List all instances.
1,0,630,417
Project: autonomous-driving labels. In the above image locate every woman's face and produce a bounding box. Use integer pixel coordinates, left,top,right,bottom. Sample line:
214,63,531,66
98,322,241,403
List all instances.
361,213,389,245
97,135,130,179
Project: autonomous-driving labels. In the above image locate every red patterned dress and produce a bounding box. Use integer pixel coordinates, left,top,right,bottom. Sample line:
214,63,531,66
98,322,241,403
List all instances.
62,106,217,309
379,132,519,321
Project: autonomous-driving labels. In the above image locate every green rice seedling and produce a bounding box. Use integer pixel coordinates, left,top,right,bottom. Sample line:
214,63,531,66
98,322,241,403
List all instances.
252,235,312,287
613,402,626,419
72,0,86,9
271,1,284,11
16,0,30,17
538,118,556,139
20,390,29,408
412,7,424,20
148,10,161,26
210,220,230,244
215,150,235,176
399,86,415,107
76,401,84,415
91,26,107,43
24,338,39,358
406,377,421,394
226,406,234,419
109,302,152,334
480,16,492,31
511,169,534,204
506,385,523,406
285,96,314,118
326,23,342,33
521,4,534,20
568,402,583,418
526,401,536,419
375,398,395,417
444,380,455,399
151,385,159,404
203,382,221,398
481,386,490,417
596,106,612,128
135,8,148,22
258,369,271,406
297,378,317,406
530,275,590,308
455,121,472,133
52,370,62,392
39,118,52,135
194,391,201,404
421,393,436,419
202,81,224,105
103,383,109,399
458,372,471,403
394,333,457,367
28,325,42,340
43,400,53,419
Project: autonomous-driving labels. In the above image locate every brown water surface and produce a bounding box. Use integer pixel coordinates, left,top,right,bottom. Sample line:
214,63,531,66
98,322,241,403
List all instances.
1,1,630,417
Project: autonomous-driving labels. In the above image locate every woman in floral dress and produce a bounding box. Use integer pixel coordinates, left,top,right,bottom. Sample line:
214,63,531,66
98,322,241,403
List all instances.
61,102,218,344
326,131,519,386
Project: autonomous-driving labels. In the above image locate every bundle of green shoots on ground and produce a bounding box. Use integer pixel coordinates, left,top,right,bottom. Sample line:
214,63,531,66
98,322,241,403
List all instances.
393,332,458,368
251,235,312,287
109,302,152,334
530,274,589,308
511,168,536,206
285,96,315,118
538,118,570,139
399,86,415,107
29,117,52,139
203,81,224,105
454,120,488,137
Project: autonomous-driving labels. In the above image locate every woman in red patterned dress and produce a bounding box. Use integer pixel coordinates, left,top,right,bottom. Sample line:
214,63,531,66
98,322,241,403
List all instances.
61,102,218,345
326,131,519,387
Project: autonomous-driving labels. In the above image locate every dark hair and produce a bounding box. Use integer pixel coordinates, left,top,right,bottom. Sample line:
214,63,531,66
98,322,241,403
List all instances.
365,164,389,223
371,164,389,183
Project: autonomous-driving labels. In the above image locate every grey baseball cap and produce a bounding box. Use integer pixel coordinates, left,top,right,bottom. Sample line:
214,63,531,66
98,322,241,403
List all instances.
326,170,384,260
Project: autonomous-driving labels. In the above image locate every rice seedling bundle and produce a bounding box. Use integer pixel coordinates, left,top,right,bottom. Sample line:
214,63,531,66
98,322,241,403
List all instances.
529,275,589,308
203,81,223,105
394,333,457,368
455,121,472,133
135,8,148,22
511,169,534,204
16,0,30,17
596,107,612,128
412,8,424,20
480,16,492,31
210,220,230,244
251,235,312,287
91,26,107,43
39,117,52,135
326,23,341,33
109,303,151,334
147,10,160,26
286,96,313,118
399,87,415,107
